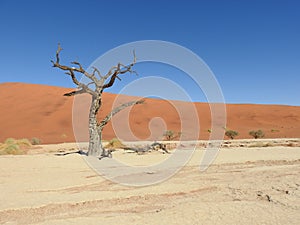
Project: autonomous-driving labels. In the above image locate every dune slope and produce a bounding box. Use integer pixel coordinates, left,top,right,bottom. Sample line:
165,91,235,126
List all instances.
0,82,299,143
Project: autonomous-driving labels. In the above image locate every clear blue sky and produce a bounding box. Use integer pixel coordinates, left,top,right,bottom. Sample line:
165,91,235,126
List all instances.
0,0,299,106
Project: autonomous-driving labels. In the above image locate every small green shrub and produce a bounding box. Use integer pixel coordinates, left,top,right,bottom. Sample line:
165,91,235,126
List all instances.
249,130,265,139
163,130,181,141
31,137,41,145
4,138,16,145
0,144,26,155
0,139,29,155
225,130,239,139
5,143,19,151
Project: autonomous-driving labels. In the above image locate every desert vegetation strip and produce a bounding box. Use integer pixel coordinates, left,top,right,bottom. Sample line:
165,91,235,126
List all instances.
0,138,32,155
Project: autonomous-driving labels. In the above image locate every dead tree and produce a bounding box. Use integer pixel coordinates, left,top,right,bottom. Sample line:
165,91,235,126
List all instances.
51,44,144,157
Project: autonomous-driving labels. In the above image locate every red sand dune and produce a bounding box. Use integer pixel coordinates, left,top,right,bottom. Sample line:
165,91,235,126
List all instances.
0,82,299,144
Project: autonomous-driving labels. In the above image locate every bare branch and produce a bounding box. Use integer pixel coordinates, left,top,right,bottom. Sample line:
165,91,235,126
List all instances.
69,63,99,84
98,99,145,129
102,70,120,89
71,61,83,70
102,51,137,89
51,43,63,67
103,64,118,80
92,66,102,78
116,75,121,81
86,81,95,87
63,89,85,96
69,62,99,84
55,43,62,64
64,71,80,86
51,44,98,96
133,49,137,64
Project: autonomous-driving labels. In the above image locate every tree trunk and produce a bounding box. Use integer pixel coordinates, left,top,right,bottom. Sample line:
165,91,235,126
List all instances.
88,124,102,156
52,44,139,157
87,96,102,156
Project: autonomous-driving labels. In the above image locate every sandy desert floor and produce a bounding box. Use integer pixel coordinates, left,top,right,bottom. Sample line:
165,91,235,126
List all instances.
0,140,299,224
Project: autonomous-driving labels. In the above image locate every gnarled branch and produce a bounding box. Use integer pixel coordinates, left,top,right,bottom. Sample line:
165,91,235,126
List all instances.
98,99,145,129
102,50,137,89
51,44,97,96
63,89,86,96
52,44,137,96
92,66,102,79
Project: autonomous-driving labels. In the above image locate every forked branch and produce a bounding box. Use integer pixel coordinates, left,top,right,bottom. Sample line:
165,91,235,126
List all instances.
52,44,137,96
51,44,97,96
102,50,137,89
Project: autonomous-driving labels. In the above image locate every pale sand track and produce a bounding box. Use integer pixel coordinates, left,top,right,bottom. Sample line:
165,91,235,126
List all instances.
0,143,299,224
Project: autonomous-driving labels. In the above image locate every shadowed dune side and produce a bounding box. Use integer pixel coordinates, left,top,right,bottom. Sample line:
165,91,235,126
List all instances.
0,82,299,143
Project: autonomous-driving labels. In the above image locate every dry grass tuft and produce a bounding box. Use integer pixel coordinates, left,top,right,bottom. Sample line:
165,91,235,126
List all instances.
0,138,32,155
104,138,126,149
